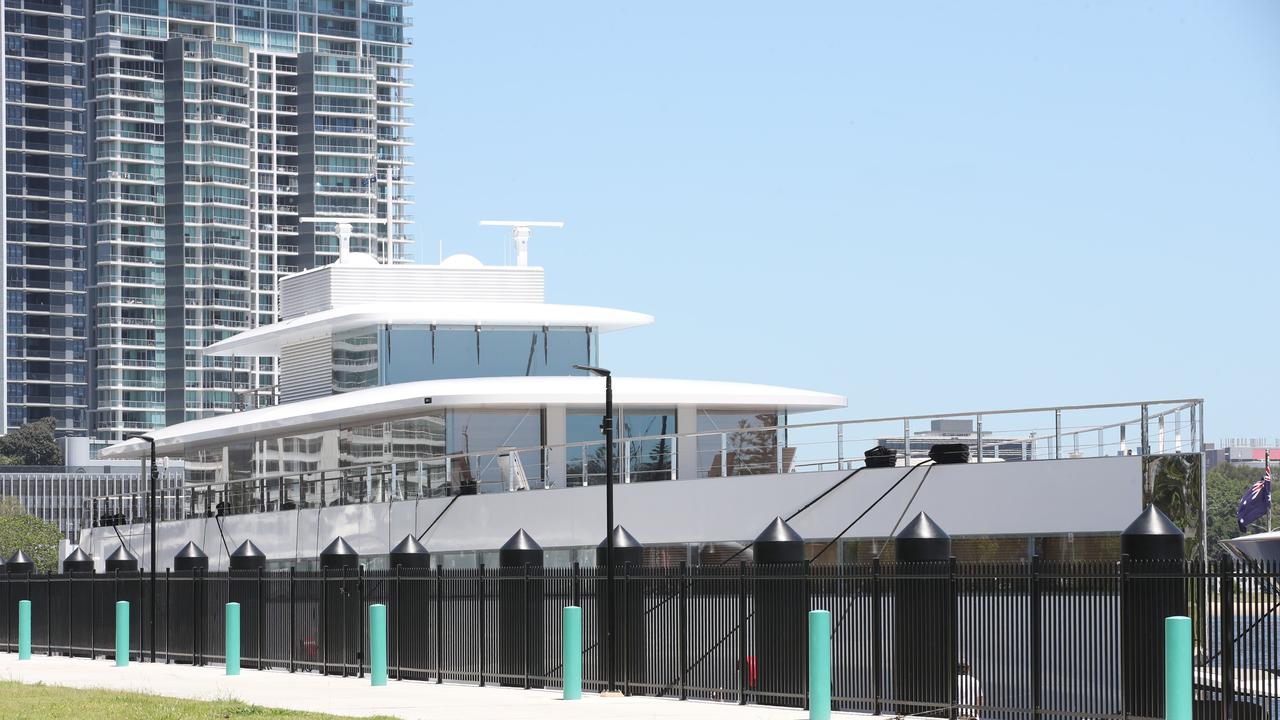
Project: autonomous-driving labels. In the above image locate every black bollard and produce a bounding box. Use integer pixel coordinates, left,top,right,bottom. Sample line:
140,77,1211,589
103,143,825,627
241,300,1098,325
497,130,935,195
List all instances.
6,549,35,575
390,535,430,569
1121,505,1185,719
230,541,266,669
62,547,94,573
172,542,208,663
173,542,209,573
104,545,138,572
754,517,806,707
56,547,92,657
104,545,140,656
595,525,645,693
892,512,953,716
320,536,360,570
389,535,430,679
229,540,267,571
320,537,360,675
498,529,544,688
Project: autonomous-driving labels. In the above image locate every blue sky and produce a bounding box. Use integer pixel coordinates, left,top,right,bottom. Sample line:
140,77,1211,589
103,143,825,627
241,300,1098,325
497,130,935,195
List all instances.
408,2,1280,441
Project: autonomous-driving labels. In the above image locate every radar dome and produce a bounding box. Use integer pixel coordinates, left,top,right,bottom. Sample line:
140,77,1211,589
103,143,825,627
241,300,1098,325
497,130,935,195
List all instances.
337,252,382,267
440,253,484,268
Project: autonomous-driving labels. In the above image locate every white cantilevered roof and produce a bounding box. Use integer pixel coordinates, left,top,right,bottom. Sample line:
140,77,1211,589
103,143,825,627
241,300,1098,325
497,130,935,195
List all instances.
203,302,655,357
101,376,847,459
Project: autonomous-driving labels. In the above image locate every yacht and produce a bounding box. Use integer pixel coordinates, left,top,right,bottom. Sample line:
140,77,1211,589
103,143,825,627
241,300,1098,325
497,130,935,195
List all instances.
84,226,1202,570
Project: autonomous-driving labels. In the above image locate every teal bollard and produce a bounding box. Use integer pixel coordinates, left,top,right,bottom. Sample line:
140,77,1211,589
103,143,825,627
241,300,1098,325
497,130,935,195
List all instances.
370,604,387,686
18,599,31,660
115,601,129,667
562,606,582,700
226,602,241,676
809,610,832,720
1166,616,1191,720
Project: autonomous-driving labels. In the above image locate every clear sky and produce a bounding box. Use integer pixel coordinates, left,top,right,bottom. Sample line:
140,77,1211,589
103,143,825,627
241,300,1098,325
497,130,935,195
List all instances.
408,2,1280,441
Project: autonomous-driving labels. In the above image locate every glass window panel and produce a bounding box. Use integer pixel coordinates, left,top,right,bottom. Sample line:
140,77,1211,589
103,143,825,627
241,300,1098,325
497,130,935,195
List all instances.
384,326,432,384
433,326,478,379
620,409,676,483
446,410,542,493
696,410,779,477
546,328,591,374
566,410,608,486
333,327,379,391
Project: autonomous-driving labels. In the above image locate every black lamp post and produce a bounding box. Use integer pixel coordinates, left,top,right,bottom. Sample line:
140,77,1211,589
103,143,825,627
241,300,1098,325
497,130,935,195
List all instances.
136,434,158,663
574,363,617,693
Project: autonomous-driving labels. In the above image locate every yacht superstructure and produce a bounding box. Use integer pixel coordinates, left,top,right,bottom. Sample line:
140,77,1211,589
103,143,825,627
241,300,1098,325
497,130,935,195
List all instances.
81,235,1207,570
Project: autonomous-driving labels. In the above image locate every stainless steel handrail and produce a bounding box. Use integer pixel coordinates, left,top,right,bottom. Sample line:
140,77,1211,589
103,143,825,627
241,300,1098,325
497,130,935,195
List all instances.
82,398,1204,527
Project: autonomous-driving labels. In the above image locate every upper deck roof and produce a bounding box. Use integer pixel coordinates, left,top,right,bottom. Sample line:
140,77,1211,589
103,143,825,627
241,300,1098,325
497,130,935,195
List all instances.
204,301,655,356
102,375,847,459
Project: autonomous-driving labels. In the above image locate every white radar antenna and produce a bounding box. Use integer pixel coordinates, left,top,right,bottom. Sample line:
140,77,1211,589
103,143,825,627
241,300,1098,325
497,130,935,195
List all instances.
479,220,564,267
300,216,389,263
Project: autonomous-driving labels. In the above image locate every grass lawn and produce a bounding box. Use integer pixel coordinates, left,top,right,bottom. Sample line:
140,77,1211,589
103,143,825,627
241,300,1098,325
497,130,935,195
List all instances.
0,681,400,720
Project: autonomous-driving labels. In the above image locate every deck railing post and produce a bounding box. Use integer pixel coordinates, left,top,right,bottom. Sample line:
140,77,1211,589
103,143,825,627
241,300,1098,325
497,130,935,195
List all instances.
1140,404,1150,456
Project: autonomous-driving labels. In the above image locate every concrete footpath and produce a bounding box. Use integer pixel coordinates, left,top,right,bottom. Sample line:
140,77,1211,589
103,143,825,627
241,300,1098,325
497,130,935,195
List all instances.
0,655,862,720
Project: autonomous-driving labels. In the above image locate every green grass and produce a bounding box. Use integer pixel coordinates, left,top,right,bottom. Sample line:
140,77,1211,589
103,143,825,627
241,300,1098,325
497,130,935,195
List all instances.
0,681,400,720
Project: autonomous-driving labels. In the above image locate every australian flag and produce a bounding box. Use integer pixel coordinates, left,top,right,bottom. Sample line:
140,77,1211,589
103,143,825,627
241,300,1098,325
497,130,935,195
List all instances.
1238,464,1272,532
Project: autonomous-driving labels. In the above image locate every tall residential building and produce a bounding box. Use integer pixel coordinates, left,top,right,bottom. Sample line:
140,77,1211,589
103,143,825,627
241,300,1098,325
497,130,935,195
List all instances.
85,0,412,440
2,0,91,434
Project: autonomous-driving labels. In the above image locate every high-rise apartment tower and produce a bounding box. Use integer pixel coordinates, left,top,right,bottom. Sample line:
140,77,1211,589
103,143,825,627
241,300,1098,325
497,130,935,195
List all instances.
0,0,411,439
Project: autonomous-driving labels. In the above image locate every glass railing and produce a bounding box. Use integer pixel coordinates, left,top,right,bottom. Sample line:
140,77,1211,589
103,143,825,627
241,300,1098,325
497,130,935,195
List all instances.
84,399,1204,528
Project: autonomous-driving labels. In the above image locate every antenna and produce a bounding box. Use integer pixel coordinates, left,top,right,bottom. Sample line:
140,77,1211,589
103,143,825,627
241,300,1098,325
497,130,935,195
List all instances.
478,220,565,267
300,216,389,263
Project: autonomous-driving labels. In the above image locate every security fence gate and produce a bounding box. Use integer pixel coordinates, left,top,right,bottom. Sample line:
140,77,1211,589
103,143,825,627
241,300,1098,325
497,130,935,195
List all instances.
1,559,1276,719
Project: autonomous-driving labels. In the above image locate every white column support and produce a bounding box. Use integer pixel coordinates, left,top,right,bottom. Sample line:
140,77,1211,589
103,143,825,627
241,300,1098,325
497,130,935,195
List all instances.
676,405,698,481
544,405,567,489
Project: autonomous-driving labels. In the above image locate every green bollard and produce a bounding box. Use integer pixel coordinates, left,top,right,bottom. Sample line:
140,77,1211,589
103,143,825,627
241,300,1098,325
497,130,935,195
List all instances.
226,602,241,676
115,601,129,667
809,610,832,720
1165,615,1191,720
562,605,582,700
18,599,31,660
369,604,387,686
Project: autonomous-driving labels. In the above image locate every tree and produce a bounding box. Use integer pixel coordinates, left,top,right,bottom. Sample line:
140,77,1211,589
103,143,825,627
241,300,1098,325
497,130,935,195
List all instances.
0,496,63,572
0,417,62,466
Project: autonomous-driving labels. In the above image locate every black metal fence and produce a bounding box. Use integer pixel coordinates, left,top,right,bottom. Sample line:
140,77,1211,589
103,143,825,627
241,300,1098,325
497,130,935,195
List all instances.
1,559,1275,720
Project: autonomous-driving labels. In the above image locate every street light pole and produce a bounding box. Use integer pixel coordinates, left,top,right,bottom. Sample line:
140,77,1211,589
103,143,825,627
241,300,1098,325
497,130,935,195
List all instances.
139,435,158,663
574,364,617,693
